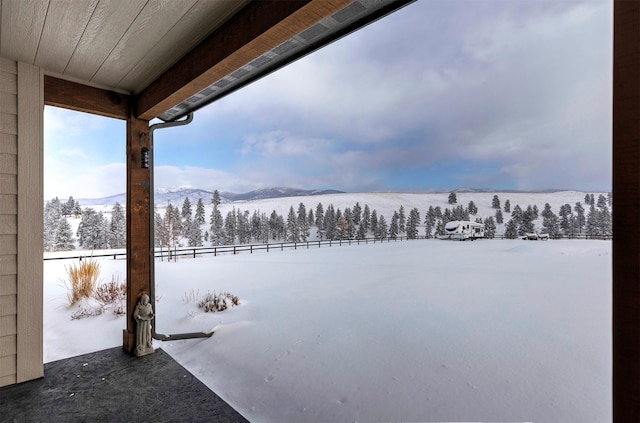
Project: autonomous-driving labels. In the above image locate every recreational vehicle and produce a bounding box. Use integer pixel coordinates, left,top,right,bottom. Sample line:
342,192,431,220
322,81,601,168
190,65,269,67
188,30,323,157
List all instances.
440,220,485,240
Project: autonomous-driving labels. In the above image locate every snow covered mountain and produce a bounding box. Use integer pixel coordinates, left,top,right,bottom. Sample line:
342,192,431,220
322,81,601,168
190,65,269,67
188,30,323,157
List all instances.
75,187,345,206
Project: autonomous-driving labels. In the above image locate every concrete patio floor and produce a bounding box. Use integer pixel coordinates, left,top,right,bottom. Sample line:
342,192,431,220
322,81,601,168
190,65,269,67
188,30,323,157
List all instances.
0,347,249,423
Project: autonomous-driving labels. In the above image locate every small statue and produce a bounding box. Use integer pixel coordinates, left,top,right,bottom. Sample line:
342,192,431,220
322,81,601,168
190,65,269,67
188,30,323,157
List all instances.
133,294,154,357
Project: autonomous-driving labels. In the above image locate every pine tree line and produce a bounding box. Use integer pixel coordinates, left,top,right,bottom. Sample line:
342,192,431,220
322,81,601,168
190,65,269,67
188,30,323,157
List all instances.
43,196,126,252
46,191,613,252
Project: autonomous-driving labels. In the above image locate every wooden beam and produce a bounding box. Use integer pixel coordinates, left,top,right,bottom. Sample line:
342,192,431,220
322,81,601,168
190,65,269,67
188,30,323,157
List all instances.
44,75,130,120
136,0,353,120
123,111,150,354
612,0,640,420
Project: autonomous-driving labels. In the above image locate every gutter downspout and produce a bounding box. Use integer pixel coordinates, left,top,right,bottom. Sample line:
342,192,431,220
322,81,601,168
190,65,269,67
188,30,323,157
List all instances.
148,114,214,341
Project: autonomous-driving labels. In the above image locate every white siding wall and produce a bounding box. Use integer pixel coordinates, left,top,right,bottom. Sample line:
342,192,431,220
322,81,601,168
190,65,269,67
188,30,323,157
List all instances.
0,59,43,387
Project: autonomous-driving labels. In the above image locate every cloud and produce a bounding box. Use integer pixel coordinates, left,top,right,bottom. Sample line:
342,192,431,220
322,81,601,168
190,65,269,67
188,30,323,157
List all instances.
43,1,612,197
44,160,125,200
193,0,611,192
154,165,255,194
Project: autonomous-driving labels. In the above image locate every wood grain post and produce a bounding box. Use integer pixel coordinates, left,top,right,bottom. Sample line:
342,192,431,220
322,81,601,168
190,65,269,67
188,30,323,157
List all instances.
612,0,640,420
124,111,150,354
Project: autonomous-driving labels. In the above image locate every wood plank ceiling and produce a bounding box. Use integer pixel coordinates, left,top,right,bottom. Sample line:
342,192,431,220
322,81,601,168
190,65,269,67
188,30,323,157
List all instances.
0,0,248,96
0,0,414,121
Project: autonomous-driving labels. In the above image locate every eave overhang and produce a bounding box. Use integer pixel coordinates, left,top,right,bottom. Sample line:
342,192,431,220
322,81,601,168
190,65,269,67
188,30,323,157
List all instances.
137,0,415,121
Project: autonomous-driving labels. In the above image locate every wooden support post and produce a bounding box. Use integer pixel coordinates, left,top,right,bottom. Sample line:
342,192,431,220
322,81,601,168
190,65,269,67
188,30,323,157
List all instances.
612,1,640,420
123,111,151,354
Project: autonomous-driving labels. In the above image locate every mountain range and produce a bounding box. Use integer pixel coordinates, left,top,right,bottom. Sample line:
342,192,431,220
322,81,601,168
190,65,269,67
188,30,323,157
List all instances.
76,187,345,206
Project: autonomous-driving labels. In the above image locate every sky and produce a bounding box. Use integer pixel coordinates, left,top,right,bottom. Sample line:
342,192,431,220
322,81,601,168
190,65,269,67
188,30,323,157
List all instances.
43,0,613,200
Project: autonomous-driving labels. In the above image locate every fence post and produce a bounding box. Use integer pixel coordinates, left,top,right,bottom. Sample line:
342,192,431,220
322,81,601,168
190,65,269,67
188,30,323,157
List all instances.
193,249,196,258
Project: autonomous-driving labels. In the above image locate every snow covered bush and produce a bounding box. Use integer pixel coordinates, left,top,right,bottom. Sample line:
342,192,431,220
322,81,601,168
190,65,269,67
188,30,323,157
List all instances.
70,302,104,320
61,257,101,305
197,291,239,313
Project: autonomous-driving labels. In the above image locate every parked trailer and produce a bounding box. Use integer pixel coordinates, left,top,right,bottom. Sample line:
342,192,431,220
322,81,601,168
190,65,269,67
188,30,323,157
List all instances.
439,220,485,241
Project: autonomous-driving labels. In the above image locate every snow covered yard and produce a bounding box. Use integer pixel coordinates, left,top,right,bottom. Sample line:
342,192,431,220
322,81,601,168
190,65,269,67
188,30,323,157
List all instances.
44,239,611,422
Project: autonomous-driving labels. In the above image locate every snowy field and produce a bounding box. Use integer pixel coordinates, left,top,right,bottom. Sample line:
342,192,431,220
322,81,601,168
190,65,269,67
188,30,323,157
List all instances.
44,238,611,423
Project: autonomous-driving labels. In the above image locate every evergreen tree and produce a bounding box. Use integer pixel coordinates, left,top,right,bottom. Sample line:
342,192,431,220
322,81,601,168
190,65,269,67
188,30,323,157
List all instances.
406,208,420,239
54,218,75,251
370,210,378,236
448,192,457,204
269,211,281,241
76,208,108,250
542,210,560,237
511,204,523,225
286,206,299,242
608,192,613,207
362,204,371,232
297,203,310,241
315,203,324,239
541,203,554,219
504,218,518,239
209,206,225,246
211,190,222,207
62,196,76,217
43,198,63,252
424,214,435,239
504,199,511,213
467,201,478,215
224,209,237,244
344,208,355,239
491,195,500,209
307,209,314,229
72,202,82,218
574,202,586,233
398,205,406,234
389,211,399,240
495,209,503,224
186,219,203,247
109,202,126,248
182,197,192,222
356,223,367,240
434,218,445,237
559,204,573,235
324,205,337,240
586,205,599,236
584,193,591,206
250,210,263,242
598,206,612,237
426,206,436,227
483,217,496,238
518,209,535,236
236,209,251,244
596,194,607,208
195,198,206,224
375,215,388,240
352,202,362,225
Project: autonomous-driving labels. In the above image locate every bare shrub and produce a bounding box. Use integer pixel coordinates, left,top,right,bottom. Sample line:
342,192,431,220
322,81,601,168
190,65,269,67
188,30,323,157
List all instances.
197,291,240,313
94,274,126,316
182,289,201,303
62,258,101,305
